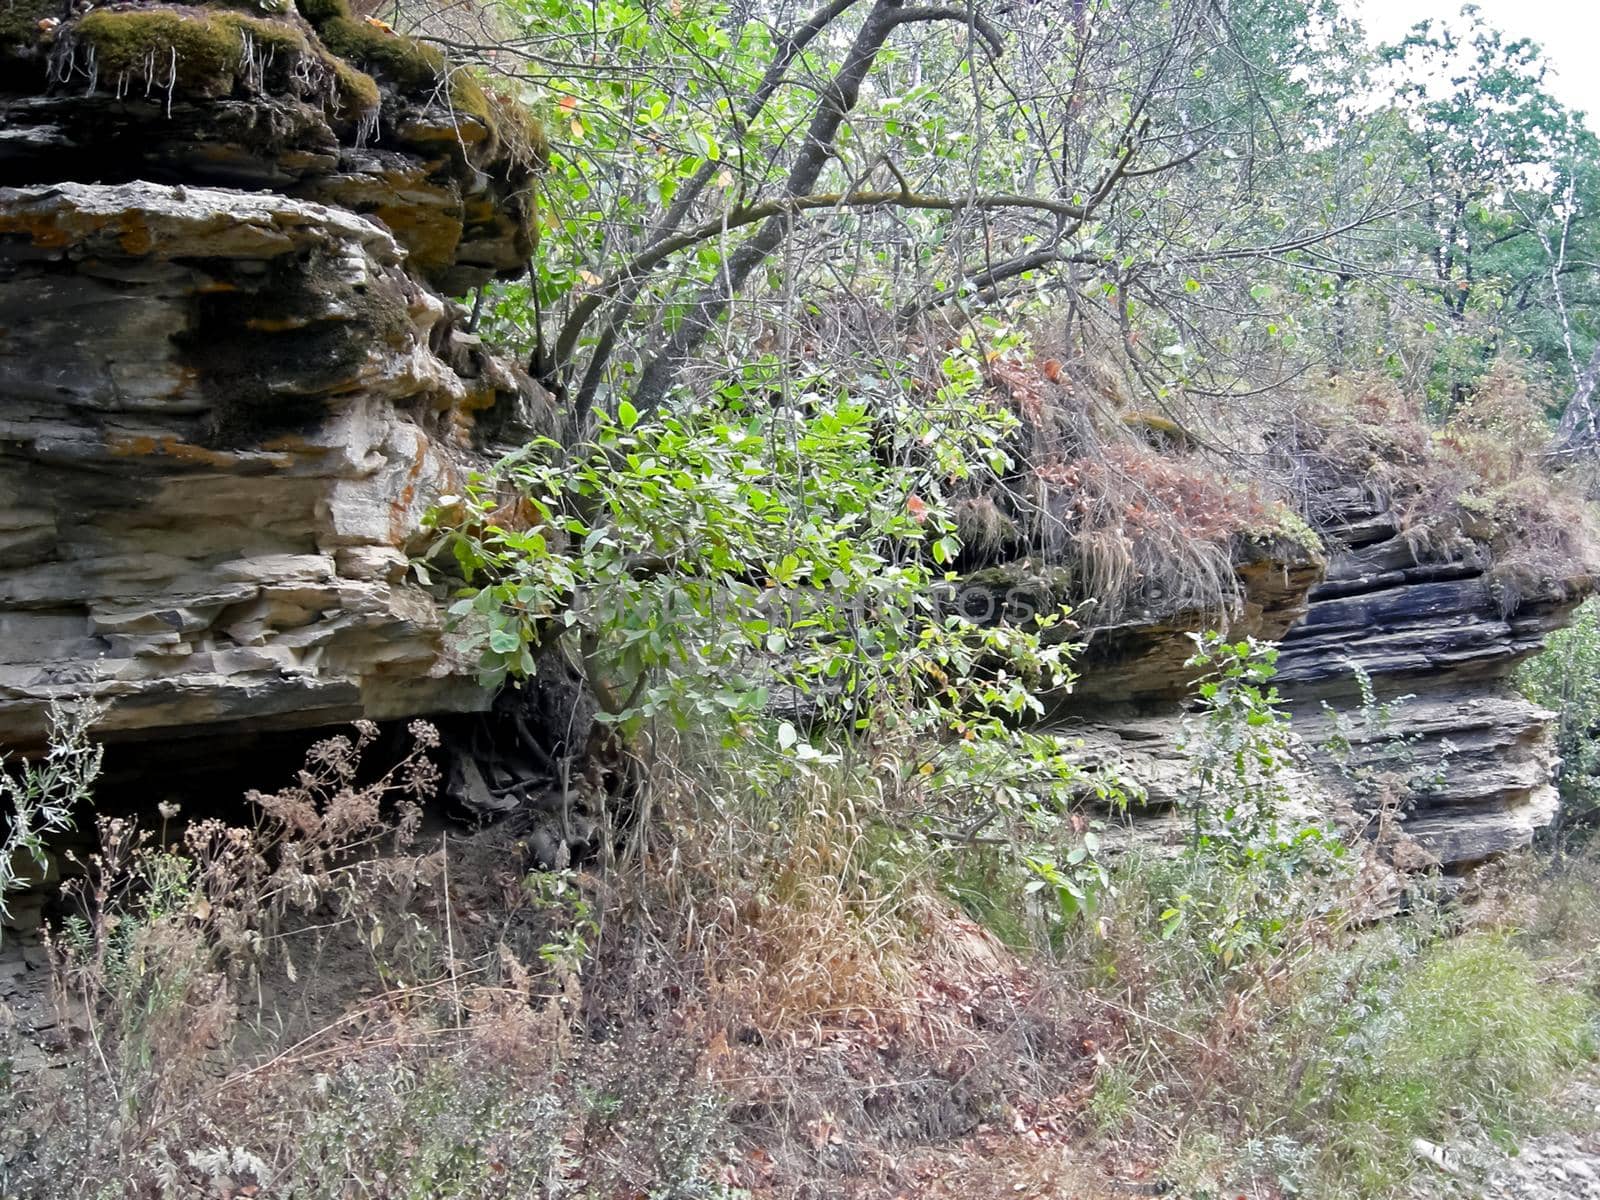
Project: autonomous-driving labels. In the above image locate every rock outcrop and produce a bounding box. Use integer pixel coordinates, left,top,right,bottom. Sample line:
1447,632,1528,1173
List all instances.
0,0,1588,882
0,1,552,750
1053,486,1591,871
1062,533,1326,709
1278,490,1584,867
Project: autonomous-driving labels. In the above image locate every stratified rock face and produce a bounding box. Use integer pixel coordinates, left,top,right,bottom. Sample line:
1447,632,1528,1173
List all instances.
1046,485,1589,871
0,1,552,751
1275,488,1576,695
1301,694,1560,869
1061,534,1327,710
1,0,542,296
1277,490,1585,867
0,181,551,747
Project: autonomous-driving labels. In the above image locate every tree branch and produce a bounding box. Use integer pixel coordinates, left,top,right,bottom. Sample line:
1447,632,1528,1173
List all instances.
884,5,1003,57
555,0,869,418
626,0,1012,415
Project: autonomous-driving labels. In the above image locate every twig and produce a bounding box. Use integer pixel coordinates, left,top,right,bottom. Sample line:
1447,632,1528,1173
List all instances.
443,832,462,1028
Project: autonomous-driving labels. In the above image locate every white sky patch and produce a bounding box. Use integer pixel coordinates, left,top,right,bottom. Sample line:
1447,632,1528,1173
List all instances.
1351,0,1600,131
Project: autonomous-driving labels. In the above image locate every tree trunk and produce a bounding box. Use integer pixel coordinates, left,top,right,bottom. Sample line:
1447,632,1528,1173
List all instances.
1554,338,1600,456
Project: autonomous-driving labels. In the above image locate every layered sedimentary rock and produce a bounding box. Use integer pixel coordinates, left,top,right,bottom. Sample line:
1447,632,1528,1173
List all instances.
1277,491,1583,867
0,2,552,749
0,0,1586,880
1063,533,1326,709
1053,488,1590,871
1,0,542,294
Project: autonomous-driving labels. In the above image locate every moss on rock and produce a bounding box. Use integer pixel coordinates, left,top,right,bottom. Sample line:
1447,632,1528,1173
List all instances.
6,0,542,287
75,9,267,97
294,0,544,168
329,54,381,113
314,12,445,90
296,0,449,96
64,6,381,118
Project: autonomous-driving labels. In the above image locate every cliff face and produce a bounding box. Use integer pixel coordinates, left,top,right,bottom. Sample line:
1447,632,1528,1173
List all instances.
0,3,551,749
1276,489,1584,868
1055,487,1591,872
0,2,1588,877
1061,533,1326,710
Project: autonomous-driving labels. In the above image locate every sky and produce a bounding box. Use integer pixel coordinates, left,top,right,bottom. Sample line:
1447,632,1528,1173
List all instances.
1353,0,1600,130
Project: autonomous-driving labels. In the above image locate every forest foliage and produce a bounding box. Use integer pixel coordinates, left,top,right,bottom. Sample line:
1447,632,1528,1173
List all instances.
410,0,1600,434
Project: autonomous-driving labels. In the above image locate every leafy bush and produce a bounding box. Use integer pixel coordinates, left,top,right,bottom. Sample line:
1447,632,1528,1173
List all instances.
1519,596,1600,825
1165,633,1346,963
427,366,1128,916
0,703,100,939
427,373,1010,720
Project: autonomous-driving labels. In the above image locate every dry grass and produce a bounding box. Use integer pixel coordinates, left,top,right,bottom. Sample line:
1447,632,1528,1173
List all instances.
948,331,1600,631
1272,367,1600,612
0,720,1117,1199
3,724,611,1197
956,347,1313,628
7,706,1600,1200
563,738,1115,1197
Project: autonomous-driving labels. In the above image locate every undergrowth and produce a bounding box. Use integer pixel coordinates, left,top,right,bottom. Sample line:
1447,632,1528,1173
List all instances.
5,647,1598,1198
1058,843,1600,1199
1520,596,1600,826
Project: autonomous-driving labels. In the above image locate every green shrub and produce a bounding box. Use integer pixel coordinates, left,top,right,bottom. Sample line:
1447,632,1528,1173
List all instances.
1075,816,1600,1198
1519,597,1600,825
1,703,99,941
1164,634,1347,965
1319,933,1594,1192
427,383,1126,919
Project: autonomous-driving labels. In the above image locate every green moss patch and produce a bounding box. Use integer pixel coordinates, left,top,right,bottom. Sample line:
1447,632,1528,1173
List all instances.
75,9,257,97
58,6,379,120
293,0,544,168
314,13,444,90
295,0,445,95
330,54,380,113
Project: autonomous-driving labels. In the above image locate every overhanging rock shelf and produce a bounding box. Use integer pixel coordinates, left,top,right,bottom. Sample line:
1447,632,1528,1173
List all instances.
0,0,553,748
1051,491,1590,872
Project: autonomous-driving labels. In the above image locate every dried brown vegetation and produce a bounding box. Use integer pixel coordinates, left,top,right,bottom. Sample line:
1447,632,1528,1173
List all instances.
0,723,1114,1198
6,612,1600,1200
1276,368,1600,611
946,346,1315,629
963,344,1600,628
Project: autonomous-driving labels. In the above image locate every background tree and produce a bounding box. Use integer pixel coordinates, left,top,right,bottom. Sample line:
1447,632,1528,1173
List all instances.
423,0,1410,432
1374,9,1600,411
